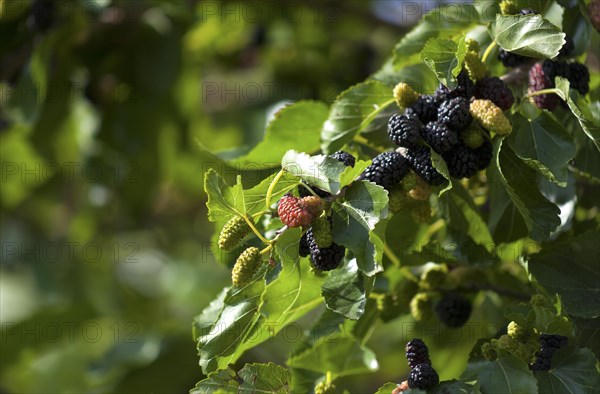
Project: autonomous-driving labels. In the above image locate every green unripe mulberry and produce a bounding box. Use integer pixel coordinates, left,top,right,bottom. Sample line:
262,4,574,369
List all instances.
465,37,480,53
311,215,333,248
231,247,262,286
393,82,419,108
464,51,488,81
499,0,519,15
494,335,533,363
410,292,433,321
461,123,484,149
470,99,512,136
420,263,448,290
218,216,252,250
481,342,497,361
315,381,338,394
411,200,432,224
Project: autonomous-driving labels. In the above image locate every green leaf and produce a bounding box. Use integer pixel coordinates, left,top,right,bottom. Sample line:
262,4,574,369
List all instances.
494,138,561,241
281,150,347,194
573,317,600,359
238,363,291,393
322,259,368,320
430,144,452,196
339,159,371,189
420,37,466,88
487,160,529,243
331,181,388,276
320,81,394,154
554,77,600,150
374,383,400,394
527,229,600,318
190,368,239,394
193,288,228,339
508,113,576,186
392,5,479,68
233,101,329,169
244,172,299,214
505,297,574,337
287,332,378,378
438,183,494,251
190,363,291,394
204,169,246,222
535,347,600,394
462,351,538,394
196,277,265,373
261,228,325,327
492,14,565,58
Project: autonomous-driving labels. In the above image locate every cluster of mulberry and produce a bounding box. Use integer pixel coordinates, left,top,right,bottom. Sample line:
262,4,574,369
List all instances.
298,212,345,271
388,63,505,183
530,334,568,371
529,59,591,110
405,339,439,390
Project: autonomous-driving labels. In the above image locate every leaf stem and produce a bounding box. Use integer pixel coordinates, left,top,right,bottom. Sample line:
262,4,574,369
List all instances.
524,88,558,98
326,371,332,384
242,215,270,244
359,98,396,129
260,243,273,255
265,169,285,210
481,40,497,63
251,210,272,219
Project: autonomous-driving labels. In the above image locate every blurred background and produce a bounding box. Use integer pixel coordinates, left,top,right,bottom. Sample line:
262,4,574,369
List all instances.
0,0,432,392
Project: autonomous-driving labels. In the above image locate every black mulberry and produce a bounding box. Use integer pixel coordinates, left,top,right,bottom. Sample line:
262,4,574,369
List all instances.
362,151,409,190
498,49,530,68
299,232,310,257
329,150,356,168
307,229,345,271
437,97,473,131
422,121,458,153
408,363,439,390
434,293,472,328
530,334,568,371
474,77,515,110
411,95,439,123
568,63,590,95
406,338,431,369
405,146,445,186
442,142,480,179
387,113,423,148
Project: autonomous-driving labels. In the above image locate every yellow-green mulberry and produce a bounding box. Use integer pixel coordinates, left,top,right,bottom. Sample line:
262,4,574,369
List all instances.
218,216,252,250
481,342,497,361
315,381,338,394
464,51,488,81
420,263,448,290
494,334,534,363
461,123,484,149
408,176,432,201
393,82,419,108
311,214,333,248
470,99,512,136
507,321,531,342
231,246,262,286
499,0,519,15
410,292,433,321
465,37,480,53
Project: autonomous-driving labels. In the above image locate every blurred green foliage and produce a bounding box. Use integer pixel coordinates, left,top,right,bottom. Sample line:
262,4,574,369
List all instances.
0,0,404,392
